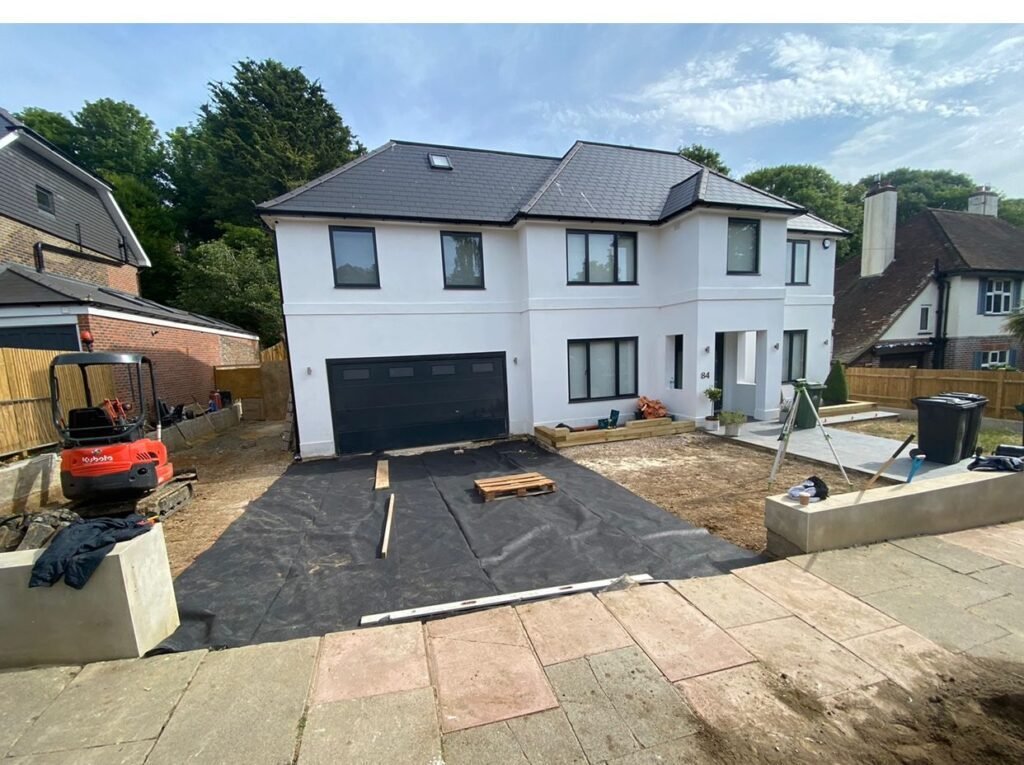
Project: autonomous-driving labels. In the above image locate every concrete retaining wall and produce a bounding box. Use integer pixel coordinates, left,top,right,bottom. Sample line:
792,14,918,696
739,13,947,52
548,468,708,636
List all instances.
766,471,1024,557
0,523,179,668
154,401,242,452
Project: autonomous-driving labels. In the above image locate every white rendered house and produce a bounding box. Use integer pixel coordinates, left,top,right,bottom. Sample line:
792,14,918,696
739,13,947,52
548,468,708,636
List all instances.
260,140,847,458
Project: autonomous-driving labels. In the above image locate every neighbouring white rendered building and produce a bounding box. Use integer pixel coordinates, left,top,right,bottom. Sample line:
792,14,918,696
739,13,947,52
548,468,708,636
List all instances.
260,140,847,458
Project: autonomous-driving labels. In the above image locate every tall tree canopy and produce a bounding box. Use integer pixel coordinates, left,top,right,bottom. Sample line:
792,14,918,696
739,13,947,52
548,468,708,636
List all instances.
175,225,283,344
856,168,976,224
742,164,863,260
679,143,730,175
73,99,166,184
14,107,78,156
171,58,364,239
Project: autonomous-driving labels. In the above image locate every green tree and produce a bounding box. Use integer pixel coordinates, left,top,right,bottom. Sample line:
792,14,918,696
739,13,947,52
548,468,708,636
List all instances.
999,198,1024,229
742,165,862,260
679,143,730,175
822,360,849,405
1007,310,1024,350
857,168,976,224
173,58,364,236
14,107,80,156
175,225,283,344
73,99,166,184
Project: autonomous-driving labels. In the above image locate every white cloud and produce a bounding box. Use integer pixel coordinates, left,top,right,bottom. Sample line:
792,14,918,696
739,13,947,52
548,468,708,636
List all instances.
826,97,1024,195
537,27,1024,137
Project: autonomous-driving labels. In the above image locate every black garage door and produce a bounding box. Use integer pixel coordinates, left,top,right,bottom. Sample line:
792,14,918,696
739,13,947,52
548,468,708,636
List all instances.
327,352,509,454
0,324,79,351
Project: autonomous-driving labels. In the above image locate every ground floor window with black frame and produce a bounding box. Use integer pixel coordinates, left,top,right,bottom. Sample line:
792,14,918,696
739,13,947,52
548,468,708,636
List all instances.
782,330,807,382
568,337,638,401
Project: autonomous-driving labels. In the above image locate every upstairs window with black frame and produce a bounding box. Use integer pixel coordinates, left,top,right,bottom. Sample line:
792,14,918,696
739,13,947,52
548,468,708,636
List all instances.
786,239,809,285
567,231,637,284
441,232,484,288
568,337,638,402
330,227,380,288
782,330,807,383
727,218,760,274
36,185,55,215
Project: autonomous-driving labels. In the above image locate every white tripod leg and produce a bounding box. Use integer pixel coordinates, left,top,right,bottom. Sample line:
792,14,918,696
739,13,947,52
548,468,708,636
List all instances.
769,395,799,484
806,386,852,486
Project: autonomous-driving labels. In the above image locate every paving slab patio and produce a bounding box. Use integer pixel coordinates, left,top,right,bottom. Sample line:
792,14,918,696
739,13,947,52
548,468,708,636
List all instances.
312,622,429,704
598,583,753,681
0,666,77,757
728,616,885,698
891,535,1004,574
506,709,587,764
4,741,155,765
5,522,1024,764
144,638,318,765
298,686,441,765
729,421,970,482
789,542,951,596
587,646,700,747
733,560,897,641
941,527,1024,566
862,588,1009,652
515,593,633,666
426,607,557,732
8,651,205,757
841,625,976,692
442,721,528,765
545,657,641,762
668,574,789,629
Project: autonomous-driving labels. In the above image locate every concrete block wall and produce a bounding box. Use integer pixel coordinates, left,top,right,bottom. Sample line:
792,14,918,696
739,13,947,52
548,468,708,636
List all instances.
79,315,257,409
0,214,140,294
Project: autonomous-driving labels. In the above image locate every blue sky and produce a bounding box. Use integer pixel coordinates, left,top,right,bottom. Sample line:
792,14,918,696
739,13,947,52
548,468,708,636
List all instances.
2,23,1023,194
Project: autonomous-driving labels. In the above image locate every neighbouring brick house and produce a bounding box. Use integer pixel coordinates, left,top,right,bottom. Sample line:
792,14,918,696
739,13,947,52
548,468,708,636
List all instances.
0,107,259,406
834,183,1023,369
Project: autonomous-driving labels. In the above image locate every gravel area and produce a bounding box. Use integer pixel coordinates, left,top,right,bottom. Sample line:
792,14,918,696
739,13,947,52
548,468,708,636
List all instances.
562,431,893,554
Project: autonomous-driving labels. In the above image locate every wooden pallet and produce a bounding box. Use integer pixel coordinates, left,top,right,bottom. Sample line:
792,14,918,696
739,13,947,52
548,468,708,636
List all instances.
474,472,556,502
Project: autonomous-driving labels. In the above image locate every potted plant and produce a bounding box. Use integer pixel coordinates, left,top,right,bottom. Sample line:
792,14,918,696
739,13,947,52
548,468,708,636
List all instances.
719,410,746,436
703,387,722,431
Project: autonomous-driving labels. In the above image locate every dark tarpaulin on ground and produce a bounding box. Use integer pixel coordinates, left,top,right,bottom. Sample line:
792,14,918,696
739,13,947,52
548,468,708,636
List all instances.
159,441,762,652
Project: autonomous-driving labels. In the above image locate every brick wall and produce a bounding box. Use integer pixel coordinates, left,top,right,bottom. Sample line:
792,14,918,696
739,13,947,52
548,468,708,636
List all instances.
219,335,260,366
0,213,140,294
77,314,256,408
945,335,1024,370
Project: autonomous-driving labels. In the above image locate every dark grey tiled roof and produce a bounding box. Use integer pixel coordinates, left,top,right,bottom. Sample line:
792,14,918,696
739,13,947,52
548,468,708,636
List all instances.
0,107,22,133
0,265,255,336
259,139,809,225
260,141,561,223
787,212,850,236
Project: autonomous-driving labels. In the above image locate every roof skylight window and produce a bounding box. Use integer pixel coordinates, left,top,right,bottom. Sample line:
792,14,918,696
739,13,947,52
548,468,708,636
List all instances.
428,153,452,170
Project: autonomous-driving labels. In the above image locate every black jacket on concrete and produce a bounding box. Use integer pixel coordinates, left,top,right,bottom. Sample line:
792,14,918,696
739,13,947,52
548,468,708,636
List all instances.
29,515,153,589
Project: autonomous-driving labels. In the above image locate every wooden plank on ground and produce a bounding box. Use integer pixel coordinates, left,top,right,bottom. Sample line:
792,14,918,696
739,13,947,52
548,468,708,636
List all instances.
375,459,390,490
380,494,395,559
625,417,671,428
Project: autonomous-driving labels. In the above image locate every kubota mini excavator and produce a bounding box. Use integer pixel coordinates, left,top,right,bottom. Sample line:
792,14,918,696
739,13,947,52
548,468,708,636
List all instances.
49,352,197,517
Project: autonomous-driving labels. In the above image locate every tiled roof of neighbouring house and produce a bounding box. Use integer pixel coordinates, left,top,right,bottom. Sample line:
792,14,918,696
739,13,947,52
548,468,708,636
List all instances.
0,264,256,336
258,139,808,224
832,208,1024,363
787,212,850,236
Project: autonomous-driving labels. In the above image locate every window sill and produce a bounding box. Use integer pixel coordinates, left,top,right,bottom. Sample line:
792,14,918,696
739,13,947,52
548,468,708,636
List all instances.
568,394,638,404
334,284,381,289
443,285,486,290
727,271,760,276
786,282,809,287
566,282,639,287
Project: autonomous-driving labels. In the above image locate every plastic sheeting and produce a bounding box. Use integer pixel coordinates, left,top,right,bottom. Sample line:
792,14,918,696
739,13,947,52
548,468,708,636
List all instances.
159,442,762,652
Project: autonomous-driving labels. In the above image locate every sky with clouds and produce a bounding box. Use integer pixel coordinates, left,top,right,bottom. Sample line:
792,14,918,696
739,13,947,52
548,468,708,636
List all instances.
2,23,1022,194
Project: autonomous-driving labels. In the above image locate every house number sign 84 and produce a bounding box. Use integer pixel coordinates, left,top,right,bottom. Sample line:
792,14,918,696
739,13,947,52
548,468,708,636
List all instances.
700,371,711,379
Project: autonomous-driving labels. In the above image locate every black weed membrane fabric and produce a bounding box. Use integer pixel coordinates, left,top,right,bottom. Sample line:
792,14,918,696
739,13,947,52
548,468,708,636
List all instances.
159,442,762,652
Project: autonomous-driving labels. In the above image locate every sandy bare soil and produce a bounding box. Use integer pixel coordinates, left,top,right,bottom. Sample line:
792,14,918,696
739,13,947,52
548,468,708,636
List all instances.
161,420,293,576
563,431,893,554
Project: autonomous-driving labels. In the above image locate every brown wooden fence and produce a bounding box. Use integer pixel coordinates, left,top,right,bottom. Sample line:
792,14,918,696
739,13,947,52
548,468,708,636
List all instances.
846,367,1024,421
0,348,117,457
260,341,287,362
214,360,290,421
